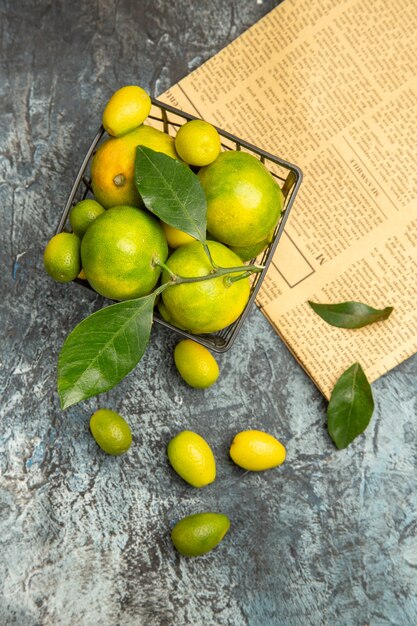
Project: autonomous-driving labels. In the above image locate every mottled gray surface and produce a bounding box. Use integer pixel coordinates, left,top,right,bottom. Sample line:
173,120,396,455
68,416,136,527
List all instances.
1,1,417,625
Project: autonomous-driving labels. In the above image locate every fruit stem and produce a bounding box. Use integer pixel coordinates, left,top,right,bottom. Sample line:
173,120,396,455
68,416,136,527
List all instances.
225,270,255,284
155,259,177,280
172,264,264,285
155,259,264,287
153,282,171,297
203,242,219,270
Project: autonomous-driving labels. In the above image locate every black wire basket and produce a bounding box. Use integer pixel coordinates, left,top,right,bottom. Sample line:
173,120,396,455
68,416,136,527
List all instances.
57,98,303,352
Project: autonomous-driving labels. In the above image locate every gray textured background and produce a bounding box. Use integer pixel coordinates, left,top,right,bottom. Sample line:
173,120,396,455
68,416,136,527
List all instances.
1,1,417,625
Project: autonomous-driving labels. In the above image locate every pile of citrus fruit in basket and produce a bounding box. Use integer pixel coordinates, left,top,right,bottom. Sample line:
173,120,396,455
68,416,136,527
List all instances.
44,85,284,336
44,85,289,558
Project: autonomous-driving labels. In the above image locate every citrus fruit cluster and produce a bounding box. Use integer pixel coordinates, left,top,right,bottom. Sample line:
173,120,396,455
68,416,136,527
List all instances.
44,84,285,340
167,429,285,556
89,406,286,558
45,87,288,556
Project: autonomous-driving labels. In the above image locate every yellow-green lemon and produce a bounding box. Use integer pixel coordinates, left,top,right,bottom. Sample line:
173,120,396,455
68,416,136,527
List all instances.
90,408,132,455
167,430,216,487
102,85,152,137
175,119,221,167
229,430,286,471
69,199,106,238
174,340,219,388
43,232,81,283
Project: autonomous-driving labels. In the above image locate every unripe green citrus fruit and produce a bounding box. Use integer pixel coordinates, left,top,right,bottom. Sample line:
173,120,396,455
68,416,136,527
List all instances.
81,205,168,300
160,240,250,334
43,232,81,283
90,408,132,455
69,199,106,238
198,151,284,247
171,512,230,557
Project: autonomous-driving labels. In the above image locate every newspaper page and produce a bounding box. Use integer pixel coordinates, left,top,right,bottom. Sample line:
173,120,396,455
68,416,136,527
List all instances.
160,0,417,398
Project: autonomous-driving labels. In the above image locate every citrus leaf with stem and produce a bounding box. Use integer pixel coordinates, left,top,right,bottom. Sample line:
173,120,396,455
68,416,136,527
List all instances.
135,146,207,242
308,300,393,329
58,292,157,409
327,362,374,449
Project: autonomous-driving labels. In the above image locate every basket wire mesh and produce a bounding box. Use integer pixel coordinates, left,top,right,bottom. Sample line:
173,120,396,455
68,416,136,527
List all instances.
57,98,303,352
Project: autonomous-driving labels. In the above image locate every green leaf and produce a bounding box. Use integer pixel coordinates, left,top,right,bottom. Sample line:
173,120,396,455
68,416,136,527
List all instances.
308,300,393,328
327,362,374,449
58,293,156,409
135,146,207,242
